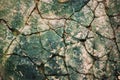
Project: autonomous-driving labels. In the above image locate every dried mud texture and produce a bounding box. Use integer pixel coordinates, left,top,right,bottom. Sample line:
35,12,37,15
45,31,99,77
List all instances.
0,0,120,80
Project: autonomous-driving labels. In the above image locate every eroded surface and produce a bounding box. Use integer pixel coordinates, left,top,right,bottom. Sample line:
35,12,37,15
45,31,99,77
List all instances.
0,0,120,80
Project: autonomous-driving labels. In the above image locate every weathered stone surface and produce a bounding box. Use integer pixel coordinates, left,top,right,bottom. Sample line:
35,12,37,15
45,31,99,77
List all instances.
0,0,120,80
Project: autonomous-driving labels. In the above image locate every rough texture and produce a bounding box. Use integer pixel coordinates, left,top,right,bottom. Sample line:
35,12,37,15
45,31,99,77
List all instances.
0,0,120,80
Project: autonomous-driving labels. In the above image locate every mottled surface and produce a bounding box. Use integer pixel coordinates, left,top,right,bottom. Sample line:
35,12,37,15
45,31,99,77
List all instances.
0,0,120,80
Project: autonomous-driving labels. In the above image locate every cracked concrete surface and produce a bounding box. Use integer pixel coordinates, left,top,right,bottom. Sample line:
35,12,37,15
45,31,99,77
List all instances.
0,0,120,80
